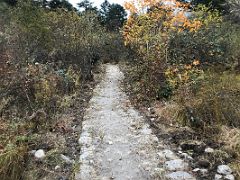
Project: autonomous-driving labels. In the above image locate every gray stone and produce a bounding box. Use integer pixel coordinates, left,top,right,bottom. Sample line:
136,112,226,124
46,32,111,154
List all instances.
165,159,188,171
225,174,235,180
192,168,208,175
166,171,195,180
215,174,223,180
180,152,193,160
34,149,46,159
161,149,178,160
217,165,233,175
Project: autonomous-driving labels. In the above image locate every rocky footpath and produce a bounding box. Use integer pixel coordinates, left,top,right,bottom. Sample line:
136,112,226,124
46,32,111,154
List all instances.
143,106,236,180
76,64,196,180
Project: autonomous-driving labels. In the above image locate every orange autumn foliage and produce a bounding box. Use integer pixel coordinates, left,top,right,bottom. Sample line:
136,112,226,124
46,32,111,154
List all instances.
123,0,202,46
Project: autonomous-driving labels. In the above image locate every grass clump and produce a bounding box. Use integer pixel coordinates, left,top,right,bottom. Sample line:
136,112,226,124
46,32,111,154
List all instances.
176,73,240,132
0,144,27,180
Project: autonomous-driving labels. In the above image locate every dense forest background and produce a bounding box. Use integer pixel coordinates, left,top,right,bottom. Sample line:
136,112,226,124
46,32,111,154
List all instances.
0,0,240,179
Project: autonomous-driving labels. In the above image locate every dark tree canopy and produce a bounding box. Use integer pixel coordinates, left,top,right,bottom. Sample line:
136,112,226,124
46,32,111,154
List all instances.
78,0,97,12
100,1,127,31
3,0,18,6
191,0,227,12
48,0,74,11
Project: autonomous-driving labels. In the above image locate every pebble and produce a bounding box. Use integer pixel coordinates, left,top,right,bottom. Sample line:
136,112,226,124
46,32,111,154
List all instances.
205,147,214,153
55,165,61,171
217,165,233,175
34,149,46,159
192,168,208,175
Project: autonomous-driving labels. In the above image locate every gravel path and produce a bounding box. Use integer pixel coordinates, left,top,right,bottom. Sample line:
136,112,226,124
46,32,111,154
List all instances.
76,64,195,180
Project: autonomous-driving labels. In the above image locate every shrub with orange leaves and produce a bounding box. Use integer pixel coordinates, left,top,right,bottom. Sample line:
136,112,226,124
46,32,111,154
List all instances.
122,0,204,100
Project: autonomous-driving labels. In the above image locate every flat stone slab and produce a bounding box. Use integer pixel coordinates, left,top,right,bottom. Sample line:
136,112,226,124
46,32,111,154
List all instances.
165,159,188,171
166,171,196,180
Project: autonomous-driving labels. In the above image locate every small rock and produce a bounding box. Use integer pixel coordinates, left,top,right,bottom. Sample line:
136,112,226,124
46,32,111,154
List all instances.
179,153,193,160
225,174,235,180
166,171,195,180
162,149,178,160
192,168,208,175
217,165,233,175
165,159,188,171
205,147,214,153
215,174,223,180
60,154,74,164
55,165,61,171
148,107,155,114
34,149,46,159
154,167,165,173
108,141,113,145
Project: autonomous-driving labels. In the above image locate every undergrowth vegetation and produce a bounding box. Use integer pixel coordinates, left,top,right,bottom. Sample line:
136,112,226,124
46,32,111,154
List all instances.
122,0,240,177
0,0,127,179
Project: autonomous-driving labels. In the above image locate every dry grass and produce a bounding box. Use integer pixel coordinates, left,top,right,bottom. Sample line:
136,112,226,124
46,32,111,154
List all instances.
220,126,240,178
175,73,240,132
0,144,27,180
